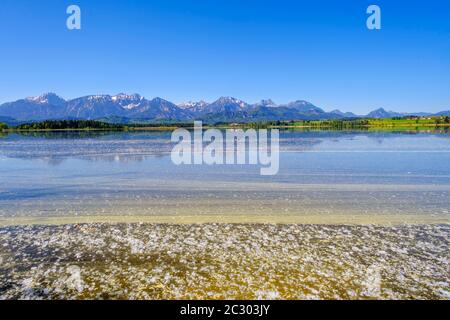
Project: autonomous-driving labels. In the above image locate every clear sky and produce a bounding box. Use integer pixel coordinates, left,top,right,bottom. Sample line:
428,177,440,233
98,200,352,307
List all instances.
0,0,449,113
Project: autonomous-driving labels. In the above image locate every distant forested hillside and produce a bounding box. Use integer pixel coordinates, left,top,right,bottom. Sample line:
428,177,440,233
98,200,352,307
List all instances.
15,120,125,130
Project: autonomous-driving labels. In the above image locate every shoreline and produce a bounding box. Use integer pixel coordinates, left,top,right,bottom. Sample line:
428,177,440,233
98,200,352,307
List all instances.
2,123,450,133
1,214,449,227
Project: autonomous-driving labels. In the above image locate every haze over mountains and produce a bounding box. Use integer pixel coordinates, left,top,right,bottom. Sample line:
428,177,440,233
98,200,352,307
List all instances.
0,93,448,124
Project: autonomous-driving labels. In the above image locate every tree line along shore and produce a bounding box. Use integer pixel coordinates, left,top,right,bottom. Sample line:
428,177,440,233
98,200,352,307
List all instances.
0,116,449,132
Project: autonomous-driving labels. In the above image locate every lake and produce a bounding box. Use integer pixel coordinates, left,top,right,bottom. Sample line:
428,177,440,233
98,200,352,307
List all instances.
0,130,449,299
0,130,449,225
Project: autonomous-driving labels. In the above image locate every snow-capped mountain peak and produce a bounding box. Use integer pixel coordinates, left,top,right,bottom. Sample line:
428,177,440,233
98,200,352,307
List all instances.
178,100,208,109
3,92,448,123
110,93,145,110
27,93,66,106
87,94,112,102
258,99,277,107
217,96,246,107
112,93,143,102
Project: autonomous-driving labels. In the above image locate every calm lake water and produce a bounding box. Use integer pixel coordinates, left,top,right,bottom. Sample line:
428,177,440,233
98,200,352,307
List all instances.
0,130,449,224
0,130,449,299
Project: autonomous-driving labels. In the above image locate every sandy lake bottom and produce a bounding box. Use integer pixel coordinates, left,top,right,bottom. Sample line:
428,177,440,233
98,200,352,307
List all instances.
0,223,448,300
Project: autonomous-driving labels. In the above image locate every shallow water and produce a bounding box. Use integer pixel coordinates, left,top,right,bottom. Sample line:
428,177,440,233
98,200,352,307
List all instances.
0,130,449,224
0,223,448,300
0,130,449,300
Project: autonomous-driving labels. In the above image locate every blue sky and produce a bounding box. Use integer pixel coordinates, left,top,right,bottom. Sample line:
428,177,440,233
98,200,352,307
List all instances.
0,0,449,113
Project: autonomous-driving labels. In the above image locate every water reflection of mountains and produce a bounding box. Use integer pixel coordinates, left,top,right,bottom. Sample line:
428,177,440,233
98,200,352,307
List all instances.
0,129,449,166
1,128,448,140
0,130,172,140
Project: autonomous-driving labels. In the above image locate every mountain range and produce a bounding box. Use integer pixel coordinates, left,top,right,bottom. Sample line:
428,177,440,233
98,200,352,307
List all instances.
0,93,448,124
